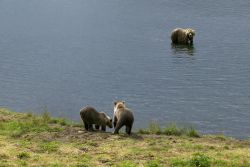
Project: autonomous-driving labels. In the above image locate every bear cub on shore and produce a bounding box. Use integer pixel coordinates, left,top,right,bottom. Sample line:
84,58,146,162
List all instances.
80,106,113,131
113,101,134,135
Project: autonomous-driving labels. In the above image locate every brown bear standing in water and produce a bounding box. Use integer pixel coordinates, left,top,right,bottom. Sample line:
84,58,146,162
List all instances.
113,101,134,135
80,106,113,131
171,28,195,45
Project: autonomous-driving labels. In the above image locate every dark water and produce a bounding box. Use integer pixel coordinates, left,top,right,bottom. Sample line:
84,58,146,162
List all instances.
0,0,250,138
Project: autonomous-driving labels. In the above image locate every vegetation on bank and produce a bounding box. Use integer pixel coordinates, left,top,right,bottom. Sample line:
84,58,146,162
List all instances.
138,122,200,138
0,108,250,167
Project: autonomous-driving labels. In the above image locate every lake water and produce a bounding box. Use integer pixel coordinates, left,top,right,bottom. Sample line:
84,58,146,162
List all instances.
0,0,250,139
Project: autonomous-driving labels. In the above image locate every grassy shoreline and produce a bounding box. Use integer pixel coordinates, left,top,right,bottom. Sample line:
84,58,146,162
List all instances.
0,108,249,167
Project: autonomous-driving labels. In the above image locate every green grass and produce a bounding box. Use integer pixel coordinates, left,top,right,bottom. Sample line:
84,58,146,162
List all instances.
17,152,30,160
163,123,183,136
0,108,250,167
39,141,60,153
186,127,200,138
49,117,68,126
0,110,66,138
171,158,190,167
2,120,49,137
41,111,51,124
145,159,163,167
117,161,137,167
189,153,211,167
148,121,162,134
41,110,69,126
171,153,211,167
138,122,200,138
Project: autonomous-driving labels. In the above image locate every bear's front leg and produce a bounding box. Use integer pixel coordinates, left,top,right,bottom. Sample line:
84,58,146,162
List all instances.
101,126,106,131
84,122,89,131
88,124,94,131
113,116,117,128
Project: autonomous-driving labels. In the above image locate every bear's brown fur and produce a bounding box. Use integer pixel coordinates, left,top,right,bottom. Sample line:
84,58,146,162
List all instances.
80,106,112,131
113,101,134,135
171,28,195,44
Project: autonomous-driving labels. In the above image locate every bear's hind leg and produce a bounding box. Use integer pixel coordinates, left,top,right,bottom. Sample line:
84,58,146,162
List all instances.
88,124,94,131
95,125,100,130
126,125,132,135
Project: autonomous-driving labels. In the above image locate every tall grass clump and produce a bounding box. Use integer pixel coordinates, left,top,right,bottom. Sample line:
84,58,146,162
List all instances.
17,152,30,159
171,158,189,167
138,122,200,137
138,121,162,134
49,117,68,126
148,121,162,134
163,123,183,136
171,153,211,167
189,153,211,167
186,127,200,138
40,107,68,126
41,108,68,126
41,111,51,124
138,128,150,134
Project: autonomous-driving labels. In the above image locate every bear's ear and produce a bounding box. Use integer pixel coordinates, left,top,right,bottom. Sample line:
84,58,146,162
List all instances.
114,101,117,106
122,101,125,104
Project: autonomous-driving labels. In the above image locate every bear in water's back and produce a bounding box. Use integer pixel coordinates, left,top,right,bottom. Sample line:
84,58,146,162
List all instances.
113,101,134,135
171,28,195,45
80,106,112,131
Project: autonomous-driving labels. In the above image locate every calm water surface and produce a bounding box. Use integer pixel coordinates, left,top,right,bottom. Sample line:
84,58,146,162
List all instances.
0,0,250,138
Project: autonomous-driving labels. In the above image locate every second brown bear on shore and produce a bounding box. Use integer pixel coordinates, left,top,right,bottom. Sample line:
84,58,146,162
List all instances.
113,101,134,135
80,106,113,131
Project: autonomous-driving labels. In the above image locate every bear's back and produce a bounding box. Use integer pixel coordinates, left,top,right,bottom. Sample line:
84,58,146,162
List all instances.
80,106,99,123
116,107,134,125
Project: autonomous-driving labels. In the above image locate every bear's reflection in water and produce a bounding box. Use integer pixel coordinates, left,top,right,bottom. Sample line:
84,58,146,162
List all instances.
171,43,195,56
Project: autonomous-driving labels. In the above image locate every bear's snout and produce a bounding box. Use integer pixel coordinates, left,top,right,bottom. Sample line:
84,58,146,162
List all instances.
107,119,113,128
